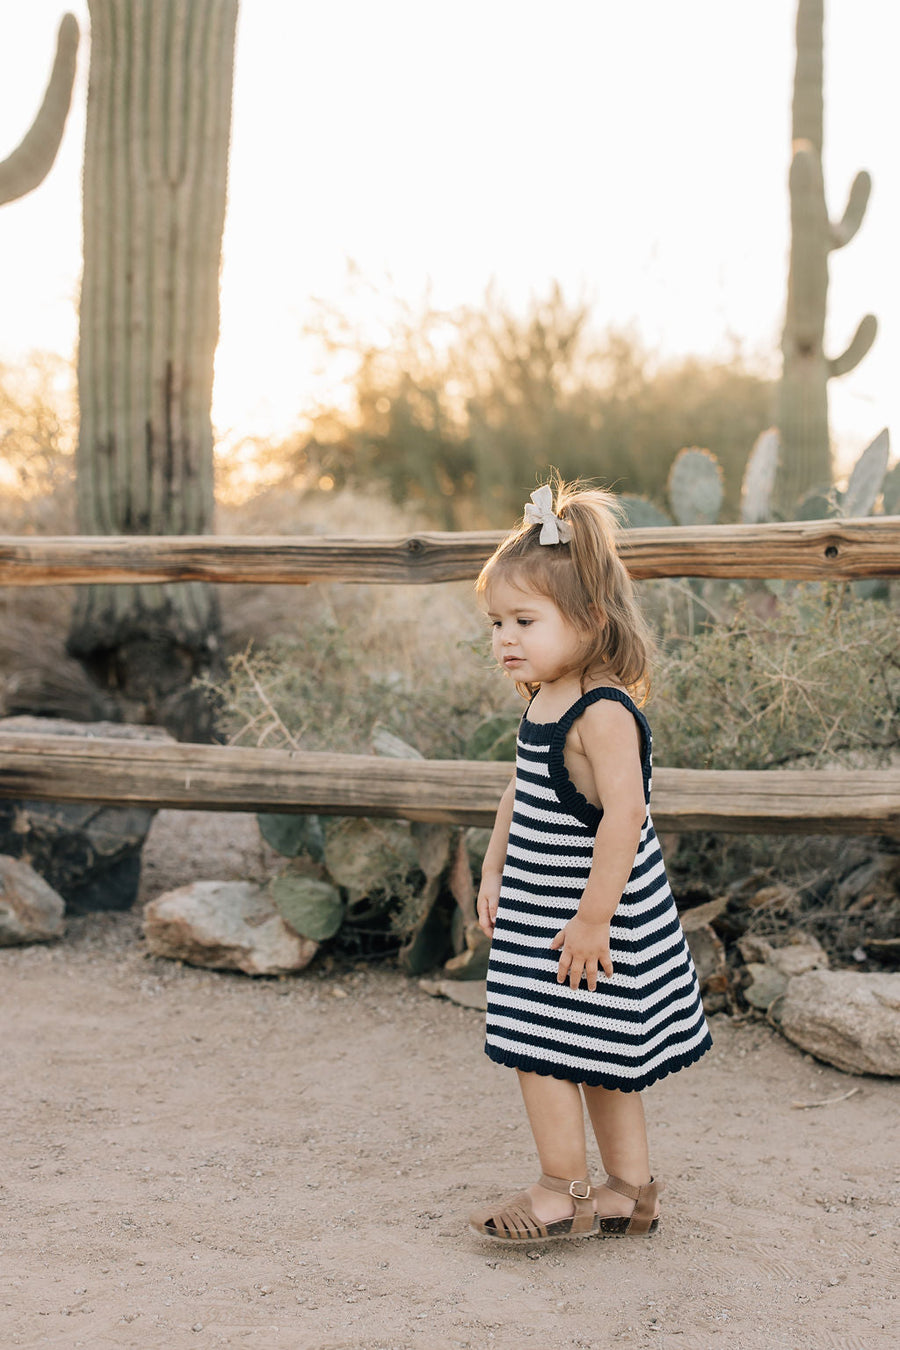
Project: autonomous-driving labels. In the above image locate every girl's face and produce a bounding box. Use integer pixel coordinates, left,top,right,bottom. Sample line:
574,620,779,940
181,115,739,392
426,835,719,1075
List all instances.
485,576,585,687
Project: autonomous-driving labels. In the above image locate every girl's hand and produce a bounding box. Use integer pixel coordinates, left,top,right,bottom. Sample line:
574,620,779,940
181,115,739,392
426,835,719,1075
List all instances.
477,874,502,938
550,915,613,990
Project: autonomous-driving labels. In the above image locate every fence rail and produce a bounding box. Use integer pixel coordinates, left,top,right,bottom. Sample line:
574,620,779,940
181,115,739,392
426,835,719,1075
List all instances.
0,732,897,836
1,516,898,836
1,517,899,585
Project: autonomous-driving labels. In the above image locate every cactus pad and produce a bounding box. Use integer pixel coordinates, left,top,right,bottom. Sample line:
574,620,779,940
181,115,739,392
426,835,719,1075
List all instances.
268,875,343,941
323,817,418,899
667,448,724,526
841,428,889,518
257,812,326,862
882,462,900,516
618,496,673,529
741,429,780,524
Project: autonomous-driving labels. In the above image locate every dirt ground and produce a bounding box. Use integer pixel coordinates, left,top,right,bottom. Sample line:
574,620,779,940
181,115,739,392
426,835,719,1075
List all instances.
2,811,899,1350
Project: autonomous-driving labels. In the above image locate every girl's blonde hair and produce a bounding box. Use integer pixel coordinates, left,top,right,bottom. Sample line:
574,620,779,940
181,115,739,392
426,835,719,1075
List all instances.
475,477,654,704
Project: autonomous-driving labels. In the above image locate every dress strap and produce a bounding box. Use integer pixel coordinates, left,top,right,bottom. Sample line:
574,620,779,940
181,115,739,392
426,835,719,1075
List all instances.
548,688,653,825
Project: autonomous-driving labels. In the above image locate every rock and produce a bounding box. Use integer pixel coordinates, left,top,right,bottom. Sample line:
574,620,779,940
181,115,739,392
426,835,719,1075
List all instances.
742,962,788,1011
766,935,829,978
680,895,728,928
143,881,319,975
0,717,174,913
419,978,487,1011
681,907,729,1013
738,933,774,964
0,855,65,945
779,970,900,1076
443,922,491,981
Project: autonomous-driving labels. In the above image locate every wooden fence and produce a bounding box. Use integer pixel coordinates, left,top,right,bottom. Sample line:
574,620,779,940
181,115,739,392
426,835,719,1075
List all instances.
1,517,899,836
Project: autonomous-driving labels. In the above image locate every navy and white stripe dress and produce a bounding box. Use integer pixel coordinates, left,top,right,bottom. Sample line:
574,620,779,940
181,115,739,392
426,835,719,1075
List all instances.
485,687,712,1090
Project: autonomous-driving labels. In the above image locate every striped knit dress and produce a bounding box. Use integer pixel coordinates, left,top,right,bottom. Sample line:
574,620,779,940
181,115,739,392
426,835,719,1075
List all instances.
485,686,712,1090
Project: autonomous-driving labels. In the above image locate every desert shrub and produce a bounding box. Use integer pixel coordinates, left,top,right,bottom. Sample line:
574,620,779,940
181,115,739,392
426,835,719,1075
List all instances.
0,353,75,533
203,579,517,759
254,284,774,528
648,584,900,940
0,356,79,706
650,584,900,771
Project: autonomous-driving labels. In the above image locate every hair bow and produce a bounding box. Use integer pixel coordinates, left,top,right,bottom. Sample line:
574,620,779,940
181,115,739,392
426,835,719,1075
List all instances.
524,485,572,545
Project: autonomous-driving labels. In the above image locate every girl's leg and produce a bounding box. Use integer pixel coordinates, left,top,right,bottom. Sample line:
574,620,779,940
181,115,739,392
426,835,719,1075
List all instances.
582,1084,658,1218
517,1070,589,1224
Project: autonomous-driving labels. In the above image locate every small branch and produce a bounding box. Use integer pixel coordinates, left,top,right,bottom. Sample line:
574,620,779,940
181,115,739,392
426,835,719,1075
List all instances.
790,1087,861,1110
234,652,301,752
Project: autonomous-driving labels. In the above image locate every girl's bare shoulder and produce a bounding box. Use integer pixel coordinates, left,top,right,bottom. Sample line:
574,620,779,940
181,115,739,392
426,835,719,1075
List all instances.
570,695,640,756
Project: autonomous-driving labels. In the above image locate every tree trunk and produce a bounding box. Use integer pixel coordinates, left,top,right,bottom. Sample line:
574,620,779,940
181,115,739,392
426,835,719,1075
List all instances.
68,0,238,737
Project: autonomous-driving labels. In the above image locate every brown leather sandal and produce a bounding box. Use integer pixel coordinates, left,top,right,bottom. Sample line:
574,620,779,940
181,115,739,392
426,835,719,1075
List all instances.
469,1173,598,1243
469,1172,661,1243
595,1173,661,1236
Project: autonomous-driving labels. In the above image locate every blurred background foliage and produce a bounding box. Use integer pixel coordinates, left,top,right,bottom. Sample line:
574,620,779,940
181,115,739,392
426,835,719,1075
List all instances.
290,284,775,528
3,286,776,533
212,285,775,527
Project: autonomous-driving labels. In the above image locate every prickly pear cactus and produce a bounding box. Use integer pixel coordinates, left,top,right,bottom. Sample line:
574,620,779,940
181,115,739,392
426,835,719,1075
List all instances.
740,429,780,524
267,875,344,942
618,496,673,529
323,818,419,902
882,462,900,517
667,448,724,526
257,813,326,863
840,429,889,518
775,0,877,514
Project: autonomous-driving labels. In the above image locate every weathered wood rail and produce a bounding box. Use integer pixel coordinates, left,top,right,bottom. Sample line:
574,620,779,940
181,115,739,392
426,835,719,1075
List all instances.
0,732,897,836
0,516,899,585
0,516,897,834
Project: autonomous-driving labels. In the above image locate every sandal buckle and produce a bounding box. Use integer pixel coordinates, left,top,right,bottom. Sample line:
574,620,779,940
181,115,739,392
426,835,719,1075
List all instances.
568,1180,591,1201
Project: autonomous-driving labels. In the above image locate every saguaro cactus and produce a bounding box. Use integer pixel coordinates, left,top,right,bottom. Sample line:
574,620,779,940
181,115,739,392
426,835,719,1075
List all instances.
68,0,239,735
0,14,79,207
775,0,877,514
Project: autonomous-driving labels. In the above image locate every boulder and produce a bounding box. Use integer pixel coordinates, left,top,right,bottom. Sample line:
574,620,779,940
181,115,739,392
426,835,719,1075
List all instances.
0,855,65,945
143,880,319,975
779,970,900,1076
0,717,174,913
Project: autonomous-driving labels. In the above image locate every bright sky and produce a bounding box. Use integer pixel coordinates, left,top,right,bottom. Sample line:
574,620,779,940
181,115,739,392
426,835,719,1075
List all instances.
1,0,897,474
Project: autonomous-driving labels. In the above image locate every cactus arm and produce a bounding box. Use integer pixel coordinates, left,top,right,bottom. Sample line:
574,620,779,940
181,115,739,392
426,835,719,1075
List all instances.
828,314,877,379
830,171,871,249
0,14,80,207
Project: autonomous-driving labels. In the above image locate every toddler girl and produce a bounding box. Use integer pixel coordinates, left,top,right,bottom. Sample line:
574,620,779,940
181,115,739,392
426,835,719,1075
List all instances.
469,479,712,1243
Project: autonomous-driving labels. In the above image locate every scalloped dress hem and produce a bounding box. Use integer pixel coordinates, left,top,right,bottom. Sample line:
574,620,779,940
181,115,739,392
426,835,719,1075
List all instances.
484,1032,713,1092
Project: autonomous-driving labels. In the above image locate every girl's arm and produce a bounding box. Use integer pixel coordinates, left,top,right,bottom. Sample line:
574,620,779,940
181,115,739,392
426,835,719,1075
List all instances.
550,702,646,989
476,775,515,938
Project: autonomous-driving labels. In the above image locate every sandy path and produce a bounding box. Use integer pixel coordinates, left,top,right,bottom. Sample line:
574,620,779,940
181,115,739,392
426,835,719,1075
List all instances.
2,905,899,1350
